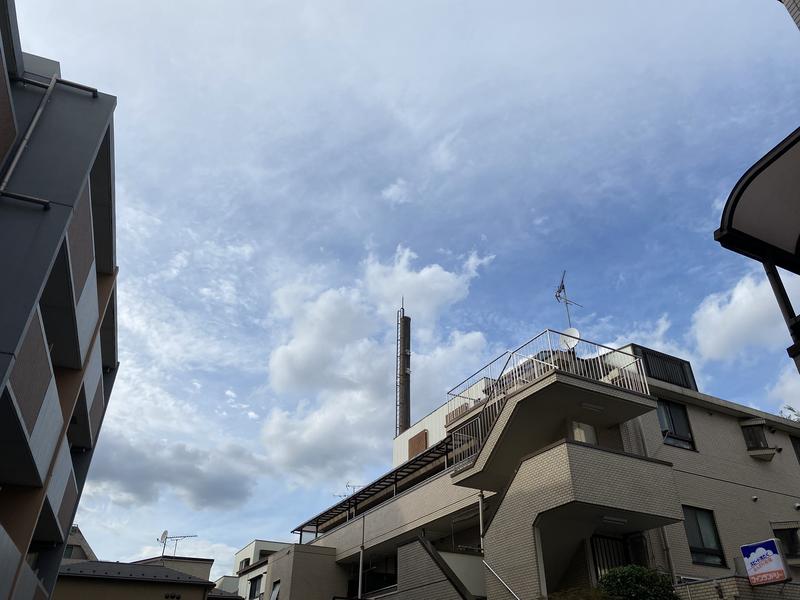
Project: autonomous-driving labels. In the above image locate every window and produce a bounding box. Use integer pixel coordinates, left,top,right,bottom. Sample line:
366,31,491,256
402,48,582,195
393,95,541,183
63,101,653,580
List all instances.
657,400,694,449
742,425,770,450
774,528,800,558
792,437,800,463
269,580,281,600
63,545,75,558
239,557,250,572
683,506,725,567
248,575,262,599
572,421,598,445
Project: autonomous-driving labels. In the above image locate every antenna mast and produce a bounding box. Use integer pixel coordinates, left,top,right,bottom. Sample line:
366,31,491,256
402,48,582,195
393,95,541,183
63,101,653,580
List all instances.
555,271,583,328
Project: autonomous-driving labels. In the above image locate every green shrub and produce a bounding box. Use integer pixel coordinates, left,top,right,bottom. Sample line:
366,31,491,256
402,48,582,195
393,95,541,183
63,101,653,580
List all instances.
598,565,678,600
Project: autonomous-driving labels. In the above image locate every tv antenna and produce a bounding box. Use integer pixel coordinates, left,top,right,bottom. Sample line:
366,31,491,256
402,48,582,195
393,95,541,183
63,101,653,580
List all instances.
333,481,363,499
157,530,197,557
555,271,582,349
555,271,583,328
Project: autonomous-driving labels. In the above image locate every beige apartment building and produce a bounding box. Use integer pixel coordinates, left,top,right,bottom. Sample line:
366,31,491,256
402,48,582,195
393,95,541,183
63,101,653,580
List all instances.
220,328,800,600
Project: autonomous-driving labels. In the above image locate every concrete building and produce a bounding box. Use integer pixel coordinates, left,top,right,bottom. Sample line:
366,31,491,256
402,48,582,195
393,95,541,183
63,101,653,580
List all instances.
245,328,800,600
61,525,97,565
0,0,118,598
133,555,215,581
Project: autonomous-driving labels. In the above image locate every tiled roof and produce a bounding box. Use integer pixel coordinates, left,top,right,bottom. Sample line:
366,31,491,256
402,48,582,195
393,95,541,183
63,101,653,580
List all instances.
59,560,213,586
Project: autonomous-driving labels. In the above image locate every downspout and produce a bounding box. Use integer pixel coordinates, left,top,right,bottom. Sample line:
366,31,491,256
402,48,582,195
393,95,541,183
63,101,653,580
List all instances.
478,491,485,551
357,516,365,599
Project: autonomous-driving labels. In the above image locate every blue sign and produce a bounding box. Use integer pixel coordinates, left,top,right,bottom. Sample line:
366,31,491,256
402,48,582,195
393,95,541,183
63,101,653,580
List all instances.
740,539,789,585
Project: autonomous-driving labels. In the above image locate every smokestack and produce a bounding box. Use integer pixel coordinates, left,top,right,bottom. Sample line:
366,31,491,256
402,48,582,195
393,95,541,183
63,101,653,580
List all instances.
396,307,411,436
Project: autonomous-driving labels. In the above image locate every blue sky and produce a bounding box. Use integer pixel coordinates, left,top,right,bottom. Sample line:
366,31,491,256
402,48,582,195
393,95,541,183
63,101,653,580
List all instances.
17,0,800,579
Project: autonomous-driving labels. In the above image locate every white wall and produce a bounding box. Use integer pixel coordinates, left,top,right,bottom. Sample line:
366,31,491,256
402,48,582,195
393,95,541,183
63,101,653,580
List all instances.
439,551,486,597
392,403,449,467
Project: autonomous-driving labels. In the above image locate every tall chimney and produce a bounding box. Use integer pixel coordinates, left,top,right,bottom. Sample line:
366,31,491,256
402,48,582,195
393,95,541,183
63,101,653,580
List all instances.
396,307,411,436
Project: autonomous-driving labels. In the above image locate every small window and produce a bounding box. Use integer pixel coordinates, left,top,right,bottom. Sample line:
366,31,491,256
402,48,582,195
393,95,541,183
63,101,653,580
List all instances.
572,421,597,445
774,528,800,558
269,580,281,600
742,425,770,450
683,506,725,567
657,400,695,449
792,437,800,463
63,545,75,558
249,575,262,599
239,557,250,571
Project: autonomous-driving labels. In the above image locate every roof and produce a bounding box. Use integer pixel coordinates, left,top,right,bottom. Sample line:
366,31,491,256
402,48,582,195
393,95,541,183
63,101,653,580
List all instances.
132,555,214,564
293,435,452,533
59,560,214,587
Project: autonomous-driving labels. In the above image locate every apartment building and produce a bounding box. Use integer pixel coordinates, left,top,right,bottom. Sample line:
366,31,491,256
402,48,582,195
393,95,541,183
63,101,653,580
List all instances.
223,328,800,600
0,1,118,598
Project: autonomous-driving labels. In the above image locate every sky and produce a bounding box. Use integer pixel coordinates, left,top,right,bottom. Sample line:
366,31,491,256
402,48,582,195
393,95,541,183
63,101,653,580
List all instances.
15,0,800,580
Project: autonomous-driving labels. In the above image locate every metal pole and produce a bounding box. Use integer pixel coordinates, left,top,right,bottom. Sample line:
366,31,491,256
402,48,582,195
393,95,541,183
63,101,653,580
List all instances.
478,491,485,551
357,546,364,599
764,263,800,374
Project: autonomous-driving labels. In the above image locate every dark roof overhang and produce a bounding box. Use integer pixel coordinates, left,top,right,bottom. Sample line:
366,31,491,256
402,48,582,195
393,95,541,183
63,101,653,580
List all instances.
715,125,800,275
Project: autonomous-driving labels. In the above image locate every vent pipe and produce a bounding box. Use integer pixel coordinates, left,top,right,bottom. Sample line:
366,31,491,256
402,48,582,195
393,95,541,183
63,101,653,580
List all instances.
396,307,411,436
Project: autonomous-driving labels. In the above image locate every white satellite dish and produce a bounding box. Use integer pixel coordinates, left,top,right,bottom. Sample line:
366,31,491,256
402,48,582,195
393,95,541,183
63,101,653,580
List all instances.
560,327,580,350
159,530,168,545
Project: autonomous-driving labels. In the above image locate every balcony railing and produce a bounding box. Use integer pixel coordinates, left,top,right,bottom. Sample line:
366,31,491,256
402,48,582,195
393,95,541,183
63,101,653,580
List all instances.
446,329,649,467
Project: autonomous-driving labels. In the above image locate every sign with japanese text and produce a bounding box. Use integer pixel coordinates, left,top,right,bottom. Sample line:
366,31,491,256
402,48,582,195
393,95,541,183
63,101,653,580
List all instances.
740,539,790,586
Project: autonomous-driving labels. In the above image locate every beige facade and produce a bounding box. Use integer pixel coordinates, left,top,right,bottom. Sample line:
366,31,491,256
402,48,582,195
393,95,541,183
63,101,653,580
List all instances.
53,578,209,600
227,336,800,599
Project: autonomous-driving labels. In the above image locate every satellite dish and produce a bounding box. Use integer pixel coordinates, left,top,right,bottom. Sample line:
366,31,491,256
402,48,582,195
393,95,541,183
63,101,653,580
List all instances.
159,530,168,544
560,327,580,350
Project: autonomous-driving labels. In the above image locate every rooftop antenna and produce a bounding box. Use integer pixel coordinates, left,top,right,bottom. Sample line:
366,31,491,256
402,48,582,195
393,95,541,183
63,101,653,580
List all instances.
555,271,583,349
333,481,363,499
157,532,197,557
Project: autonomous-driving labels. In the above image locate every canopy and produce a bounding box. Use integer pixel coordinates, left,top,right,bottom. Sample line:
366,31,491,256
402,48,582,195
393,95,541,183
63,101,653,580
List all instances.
715,126,800,275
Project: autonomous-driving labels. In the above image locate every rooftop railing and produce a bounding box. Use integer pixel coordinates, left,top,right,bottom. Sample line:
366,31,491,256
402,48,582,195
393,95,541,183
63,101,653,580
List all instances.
446,329,649,468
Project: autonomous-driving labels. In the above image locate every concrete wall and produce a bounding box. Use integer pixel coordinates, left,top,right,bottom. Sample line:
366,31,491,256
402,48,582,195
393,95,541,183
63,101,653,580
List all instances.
393,403,449,467
311,468,482,561
634,383,800,581
675,576,800,600
393,540,463,600
440,551,486,597
53,578,208,600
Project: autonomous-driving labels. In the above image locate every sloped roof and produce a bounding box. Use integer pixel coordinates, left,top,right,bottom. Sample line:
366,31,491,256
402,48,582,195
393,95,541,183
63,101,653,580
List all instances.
59,560,213,586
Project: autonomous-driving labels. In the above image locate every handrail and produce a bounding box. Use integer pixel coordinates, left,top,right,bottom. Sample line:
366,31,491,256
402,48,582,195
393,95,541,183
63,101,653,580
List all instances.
483,560,521,600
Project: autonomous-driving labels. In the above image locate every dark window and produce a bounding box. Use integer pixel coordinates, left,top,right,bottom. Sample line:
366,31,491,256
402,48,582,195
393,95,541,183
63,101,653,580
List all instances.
249,575,262,599
775,528,800,558
683,506,725,567
657,400,695,449
239,558,250,571
742,425,770,450
790,437,800,464
269,580,281,600
63,545,75,558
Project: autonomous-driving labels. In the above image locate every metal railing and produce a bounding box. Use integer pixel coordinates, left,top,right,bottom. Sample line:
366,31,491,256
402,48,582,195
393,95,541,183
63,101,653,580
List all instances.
446,329,649,468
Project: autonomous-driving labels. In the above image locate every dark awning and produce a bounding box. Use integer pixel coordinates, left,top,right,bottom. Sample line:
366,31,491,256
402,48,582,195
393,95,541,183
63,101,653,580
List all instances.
715,126,800,275
292,436,452,534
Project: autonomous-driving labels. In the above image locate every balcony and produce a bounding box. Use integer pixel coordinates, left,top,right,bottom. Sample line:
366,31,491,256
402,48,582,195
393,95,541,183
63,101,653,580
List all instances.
444,330,653,488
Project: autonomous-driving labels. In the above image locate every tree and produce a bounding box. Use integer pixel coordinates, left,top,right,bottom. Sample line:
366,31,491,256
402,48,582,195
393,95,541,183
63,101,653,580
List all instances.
598,565,678,600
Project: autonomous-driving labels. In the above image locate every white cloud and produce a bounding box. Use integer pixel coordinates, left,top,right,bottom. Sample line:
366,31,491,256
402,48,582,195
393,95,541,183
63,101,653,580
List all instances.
261,247,492,484
768,365,800,412
429,130,460,173
690,272,800,362
381,177,411,205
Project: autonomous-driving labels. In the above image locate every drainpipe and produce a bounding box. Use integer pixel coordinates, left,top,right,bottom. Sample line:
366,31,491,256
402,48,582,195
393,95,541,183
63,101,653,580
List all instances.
660,527,676,583
478,491,485,551
357,545,364,599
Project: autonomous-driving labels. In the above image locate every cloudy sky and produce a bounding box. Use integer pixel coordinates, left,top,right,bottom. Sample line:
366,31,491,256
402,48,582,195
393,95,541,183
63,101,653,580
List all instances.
17,0,800,579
